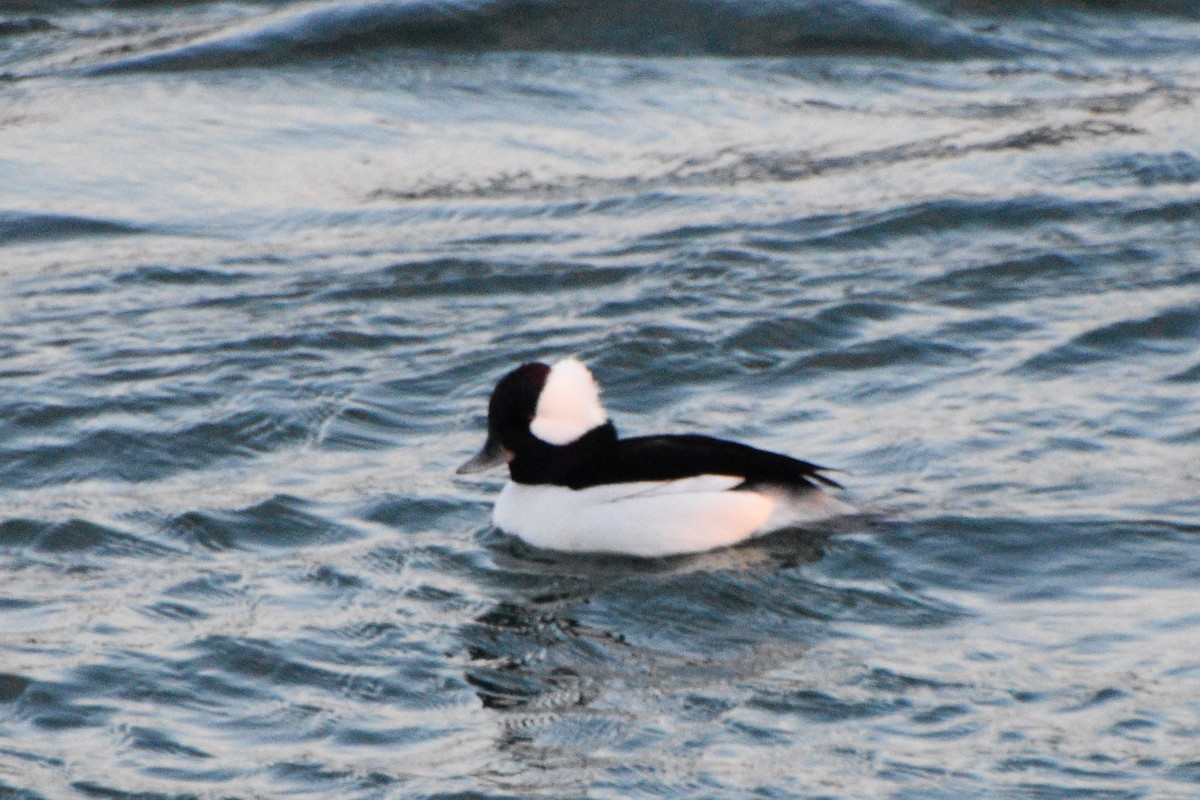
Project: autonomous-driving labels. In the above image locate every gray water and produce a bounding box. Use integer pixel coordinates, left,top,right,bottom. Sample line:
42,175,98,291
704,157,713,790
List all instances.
2,1,1200,798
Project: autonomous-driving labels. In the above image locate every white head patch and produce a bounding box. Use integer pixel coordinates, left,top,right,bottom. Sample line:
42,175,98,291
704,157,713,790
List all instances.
529,357,608,445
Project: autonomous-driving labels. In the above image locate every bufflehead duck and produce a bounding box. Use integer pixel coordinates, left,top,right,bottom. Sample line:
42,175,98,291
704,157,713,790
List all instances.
457,357,848,557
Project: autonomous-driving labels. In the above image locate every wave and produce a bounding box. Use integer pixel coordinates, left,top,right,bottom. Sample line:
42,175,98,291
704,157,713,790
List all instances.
86,0,1019,73
925,0,1200,17
1018,304,1200,377
0,517,179,557
0,210,145,244
366,119,1146,204
0,16,54,36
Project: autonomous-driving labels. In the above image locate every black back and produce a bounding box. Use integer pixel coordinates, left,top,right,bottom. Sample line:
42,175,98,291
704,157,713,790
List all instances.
509,426,840,491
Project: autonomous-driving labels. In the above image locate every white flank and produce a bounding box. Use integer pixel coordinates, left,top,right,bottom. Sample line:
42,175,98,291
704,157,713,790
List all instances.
492,477,852,557
493,477,775,557
529,357,608,445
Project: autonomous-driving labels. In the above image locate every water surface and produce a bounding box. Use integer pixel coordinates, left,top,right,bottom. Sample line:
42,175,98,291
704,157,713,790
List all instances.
2,1,1199,798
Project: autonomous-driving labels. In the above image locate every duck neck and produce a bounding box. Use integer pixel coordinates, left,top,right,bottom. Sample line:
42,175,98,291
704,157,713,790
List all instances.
509,421,618,486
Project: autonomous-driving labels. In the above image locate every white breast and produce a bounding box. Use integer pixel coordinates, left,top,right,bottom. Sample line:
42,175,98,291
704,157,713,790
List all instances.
492,475,778,557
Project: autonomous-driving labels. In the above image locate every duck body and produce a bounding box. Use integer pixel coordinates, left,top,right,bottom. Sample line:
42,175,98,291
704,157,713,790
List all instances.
458,358,848,557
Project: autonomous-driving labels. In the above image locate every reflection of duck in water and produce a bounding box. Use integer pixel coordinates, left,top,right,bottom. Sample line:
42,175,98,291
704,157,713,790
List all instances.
458,358,850,557
460,541,829,723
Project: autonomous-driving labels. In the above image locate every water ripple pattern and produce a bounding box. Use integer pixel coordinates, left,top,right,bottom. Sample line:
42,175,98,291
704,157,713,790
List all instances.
2,1,1199,798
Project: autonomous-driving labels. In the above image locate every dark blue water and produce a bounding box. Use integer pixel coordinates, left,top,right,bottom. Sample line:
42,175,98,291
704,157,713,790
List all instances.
2,1,1200,798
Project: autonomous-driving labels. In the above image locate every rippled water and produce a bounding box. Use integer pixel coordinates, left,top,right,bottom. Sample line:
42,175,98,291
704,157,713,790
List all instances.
2,1,1200,798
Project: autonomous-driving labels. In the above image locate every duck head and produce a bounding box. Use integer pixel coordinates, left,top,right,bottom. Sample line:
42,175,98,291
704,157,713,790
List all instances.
457,357,609,475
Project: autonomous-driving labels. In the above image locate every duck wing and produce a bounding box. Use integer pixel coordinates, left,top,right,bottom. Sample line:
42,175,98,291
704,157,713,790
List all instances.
563,434,841,491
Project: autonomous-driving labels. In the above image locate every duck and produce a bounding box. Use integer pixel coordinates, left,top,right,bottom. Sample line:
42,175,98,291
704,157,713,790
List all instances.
457,357,848,557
